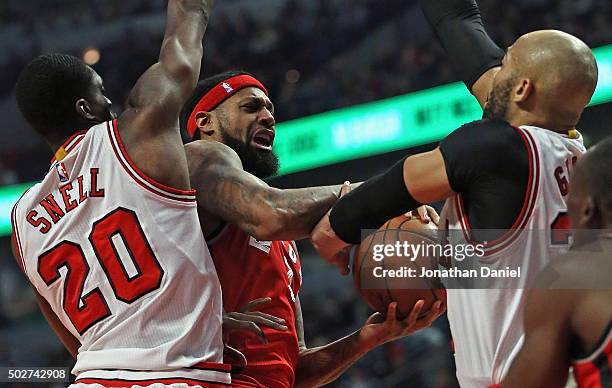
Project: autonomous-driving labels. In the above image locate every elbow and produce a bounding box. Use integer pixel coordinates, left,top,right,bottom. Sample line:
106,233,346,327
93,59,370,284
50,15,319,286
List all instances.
168,58,199,87
160,40,201,86
250,216,286,241
250,206,291,241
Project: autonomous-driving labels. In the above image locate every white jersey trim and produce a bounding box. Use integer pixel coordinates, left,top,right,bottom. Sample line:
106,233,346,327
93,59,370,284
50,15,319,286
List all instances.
106,120,197,204
49,131,87,167
572,321,612,364
75,367,231,386
454,126,541,255
10,190,30,274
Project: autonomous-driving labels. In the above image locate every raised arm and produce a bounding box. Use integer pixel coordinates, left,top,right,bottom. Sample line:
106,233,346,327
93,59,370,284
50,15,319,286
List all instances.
118,0,215,191
185,140,347,241
418,0,504,107
126,0,213,115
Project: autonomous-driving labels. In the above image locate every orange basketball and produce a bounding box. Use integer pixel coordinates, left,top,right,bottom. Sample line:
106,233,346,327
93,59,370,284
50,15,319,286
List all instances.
353,215,446,319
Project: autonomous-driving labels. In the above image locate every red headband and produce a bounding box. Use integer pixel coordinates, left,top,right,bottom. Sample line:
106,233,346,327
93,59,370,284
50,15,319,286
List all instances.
187,74,269,137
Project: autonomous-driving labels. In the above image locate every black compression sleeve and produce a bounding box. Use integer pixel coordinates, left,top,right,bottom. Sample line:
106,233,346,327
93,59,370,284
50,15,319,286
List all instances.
439,119,529,233
329,158,423,244
418,0,504,90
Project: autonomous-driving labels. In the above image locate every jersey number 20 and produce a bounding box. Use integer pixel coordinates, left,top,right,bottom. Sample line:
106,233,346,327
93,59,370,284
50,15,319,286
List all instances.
37,208,164,334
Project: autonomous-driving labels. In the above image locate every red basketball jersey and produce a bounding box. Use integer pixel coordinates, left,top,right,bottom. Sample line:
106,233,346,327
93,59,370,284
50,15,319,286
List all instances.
209,224,302,388
573,322,612,388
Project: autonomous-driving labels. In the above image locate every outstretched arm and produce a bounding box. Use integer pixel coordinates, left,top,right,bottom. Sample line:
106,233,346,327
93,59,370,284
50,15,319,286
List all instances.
418,0,504,107
311,147,452,271
294,298,445,388
119,0,215,192
186,140,348,241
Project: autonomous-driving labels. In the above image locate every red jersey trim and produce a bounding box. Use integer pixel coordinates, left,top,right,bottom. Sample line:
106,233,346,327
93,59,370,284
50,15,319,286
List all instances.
107,120,196,203
50,130,87,166
454,126,540,255
189,362,232,373
75,377,230,387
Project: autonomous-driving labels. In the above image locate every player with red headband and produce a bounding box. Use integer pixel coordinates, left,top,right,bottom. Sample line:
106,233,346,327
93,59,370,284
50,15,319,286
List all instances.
178,70,446,388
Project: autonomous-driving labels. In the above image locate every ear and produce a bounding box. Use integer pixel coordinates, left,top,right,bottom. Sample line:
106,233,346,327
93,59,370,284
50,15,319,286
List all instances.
75,98,97,121
195,111,215,137
513,78,534,103
580,195,601,228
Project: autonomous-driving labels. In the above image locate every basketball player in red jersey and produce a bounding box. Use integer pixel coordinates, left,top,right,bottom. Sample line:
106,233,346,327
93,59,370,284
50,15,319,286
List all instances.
179,70,445,388
9,1,252,386
501,137,612,388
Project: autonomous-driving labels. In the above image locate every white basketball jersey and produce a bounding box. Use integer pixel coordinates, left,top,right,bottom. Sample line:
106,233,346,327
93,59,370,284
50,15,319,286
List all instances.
11,121,230,386
440,126,586,387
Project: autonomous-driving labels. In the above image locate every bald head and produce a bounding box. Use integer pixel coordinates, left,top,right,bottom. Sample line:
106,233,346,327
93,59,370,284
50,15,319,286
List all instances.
509,30,598,128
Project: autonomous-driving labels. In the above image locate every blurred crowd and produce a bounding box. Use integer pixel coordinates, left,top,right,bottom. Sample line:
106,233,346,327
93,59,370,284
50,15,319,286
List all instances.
1,1,612,386
2,0,612,183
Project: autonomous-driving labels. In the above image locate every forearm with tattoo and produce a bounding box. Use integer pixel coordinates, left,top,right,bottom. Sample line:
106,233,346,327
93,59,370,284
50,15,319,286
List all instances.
186,141,344,241
295,330,375,388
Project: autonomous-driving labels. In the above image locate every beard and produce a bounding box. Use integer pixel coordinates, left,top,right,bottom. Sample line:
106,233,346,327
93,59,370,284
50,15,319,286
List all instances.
220,127,280,179
482,75,516,121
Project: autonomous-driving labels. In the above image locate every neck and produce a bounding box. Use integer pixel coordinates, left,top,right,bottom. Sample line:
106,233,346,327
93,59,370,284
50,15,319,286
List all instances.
509,110,576,133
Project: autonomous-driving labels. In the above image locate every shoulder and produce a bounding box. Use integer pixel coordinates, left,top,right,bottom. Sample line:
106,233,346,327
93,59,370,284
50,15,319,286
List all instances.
525,251,593,323
439,119,527,185
442,119,521,150
538,243,611,289
185,140,243,171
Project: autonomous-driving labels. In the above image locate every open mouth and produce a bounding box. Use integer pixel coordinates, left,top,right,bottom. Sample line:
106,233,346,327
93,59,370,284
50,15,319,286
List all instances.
251,129,275,151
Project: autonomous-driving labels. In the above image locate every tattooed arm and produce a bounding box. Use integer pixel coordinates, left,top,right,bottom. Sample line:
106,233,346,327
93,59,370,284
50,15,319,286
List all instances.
185,140,345,241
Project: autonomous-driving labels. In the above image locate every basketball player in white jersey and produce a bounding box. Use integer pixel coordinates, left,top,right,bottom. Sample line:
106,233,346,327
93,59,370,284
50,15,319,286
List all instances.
311,3,598,387
502,136,612,388
10,1,232,386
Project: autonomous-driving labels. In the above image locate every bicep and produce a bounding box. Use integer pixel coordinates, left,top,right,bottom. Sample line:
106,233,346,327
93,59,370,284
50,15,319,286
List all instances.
403,148,454,203
197,167,275,234
187,142,274,235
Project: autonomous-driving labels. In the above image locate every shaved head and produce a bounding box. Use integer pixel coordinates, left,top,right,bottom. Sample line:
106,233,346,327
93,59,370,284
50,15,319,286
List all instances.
515,31,596,122
486,30,598,131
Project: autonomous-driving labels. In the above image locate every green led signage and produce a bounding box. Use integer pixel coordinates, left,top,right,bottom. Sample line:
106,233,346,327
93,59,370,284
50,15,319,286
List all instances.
274,43,612,175
0,182,33,237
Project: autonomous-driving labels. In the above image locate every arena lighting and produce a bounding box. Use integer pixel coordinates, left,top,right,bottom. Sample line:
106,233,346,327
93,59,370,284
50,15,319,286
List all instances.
83,47,101,65
1,43,612,237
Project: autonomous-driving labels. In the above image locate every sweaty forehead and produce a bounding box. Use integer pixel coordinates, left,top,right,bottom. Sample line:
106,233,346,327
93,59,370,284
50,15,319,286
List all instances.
234,87,268,100
226,87,272,106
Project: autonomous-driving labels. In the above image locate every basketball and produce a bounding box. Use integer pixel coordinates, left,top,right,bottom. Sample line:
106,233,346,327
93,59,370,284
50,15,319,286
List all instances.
353,215,446,319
